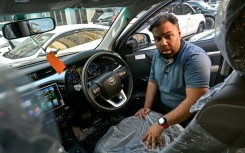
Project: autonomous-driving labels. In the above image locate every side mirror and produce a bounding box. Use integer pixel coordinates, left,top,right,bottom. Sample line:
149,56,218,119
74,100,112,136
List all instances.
126,33,151,51
2,17,55,40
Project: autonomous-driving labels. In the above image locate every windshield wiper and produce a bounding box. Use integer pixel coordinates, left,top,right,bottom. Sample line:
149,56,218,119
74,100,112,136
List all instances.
31,35,46,53
4,52,14,58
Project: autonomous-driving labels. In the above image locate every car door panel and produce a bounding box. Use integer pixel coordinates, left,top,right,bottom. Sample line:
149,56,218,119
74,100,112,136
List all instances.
125,49,155,82
124,49,156,107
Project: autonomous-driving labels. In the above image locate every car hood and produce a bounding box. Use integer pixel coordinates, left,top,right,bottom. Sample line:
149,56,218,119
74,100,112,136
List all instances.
0,54,36,65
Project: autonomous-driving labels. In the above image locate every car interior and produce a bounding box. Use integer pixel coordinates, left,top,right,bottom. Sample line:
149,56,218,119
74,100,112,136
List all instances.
0,0,244,153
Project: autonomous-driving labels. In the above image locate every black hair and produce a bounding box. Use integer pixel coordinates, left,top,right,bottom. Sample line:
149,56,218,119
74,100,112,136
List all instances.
148,13,179,32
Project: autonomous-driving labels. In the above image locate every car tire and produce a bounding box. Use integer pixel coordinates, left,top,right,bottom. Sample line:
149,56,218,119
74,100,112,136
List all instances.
196,22,205,34
205,17,215,29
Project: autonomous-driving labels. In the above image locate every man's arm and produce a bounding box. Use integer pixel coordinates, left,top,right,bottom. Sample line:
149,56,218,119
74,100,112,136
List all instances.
141,87,208,149
164,87,208,125
135,80,158,119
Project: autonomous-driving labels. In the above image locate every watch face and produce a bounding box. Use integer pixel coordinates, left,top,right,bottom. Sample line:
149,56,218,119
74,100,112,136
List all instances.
159,117,165,124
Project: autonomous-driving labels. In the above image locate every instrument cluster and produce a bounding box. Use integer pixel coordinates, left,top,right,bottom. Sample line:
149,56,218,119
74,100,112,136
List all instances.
66,62,101,85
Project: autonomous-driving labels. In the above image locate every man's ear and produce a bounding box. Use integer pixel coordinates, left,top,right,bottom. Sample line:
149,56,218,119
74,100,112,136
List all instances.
178,29,182,37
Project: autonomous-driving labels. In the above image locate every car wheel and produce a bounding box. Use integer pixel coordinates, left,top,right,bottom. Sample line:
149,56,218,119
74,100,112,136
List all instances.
196,22,205,34
205,17,215,29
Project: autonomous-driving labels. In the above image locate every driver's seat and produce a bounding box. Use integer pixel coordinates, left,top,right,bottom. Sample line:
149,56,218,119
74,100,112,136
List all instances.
161,0,245,152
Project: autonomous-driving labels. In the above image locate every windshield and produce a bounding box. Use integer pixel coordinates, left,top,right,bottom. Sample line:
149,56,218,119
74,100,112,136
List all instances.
4,33,54,59
0,7,121,64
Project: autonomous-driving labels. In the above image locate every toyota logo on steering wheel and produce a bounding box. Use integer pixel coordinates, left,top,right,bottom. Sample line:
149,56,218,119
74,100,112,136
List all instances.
108,77,116,85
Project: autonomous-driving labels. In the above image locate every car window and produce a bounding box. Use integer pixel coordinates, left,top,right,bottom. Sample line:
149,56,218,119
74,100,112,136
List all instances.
79,30,107,43
47,29,107,52
182,4,195,14
174,4,183,15
188,3,200,10
48,33,79,51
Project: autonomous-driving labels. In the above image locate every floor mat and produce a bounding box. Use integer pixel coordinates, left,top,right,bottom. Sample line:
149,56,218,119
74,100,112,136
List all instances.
72,115,124,153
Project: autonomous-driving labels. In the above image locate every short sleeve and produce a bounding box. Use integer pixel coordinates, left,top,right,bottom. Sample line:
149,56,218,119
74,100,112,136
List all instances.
184,51,211,88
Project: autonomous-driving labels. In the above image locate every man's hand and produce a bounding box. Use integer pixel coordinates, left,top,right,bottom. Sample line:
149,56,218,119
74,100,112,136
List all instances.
134,107,151,119
141,122,164,149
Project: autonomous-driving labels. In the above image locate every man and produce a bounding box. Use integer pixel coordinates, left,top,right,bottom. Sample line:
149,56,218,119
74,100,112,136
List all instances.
134,13,211,149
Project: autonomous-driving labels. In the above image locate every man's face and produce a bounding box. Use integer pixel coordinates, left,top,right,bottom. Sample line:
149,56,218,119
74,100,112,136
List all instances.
152,21,182,59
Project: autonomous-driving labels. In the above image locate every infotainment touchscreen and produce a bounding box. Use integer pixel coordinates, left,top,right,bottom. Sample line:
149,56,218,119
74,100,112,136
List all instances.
21,83,65,117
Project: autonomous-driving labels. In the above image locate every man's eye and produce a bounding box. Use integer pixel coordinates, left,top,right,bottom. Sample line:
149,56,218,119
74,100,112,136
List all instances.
154,37,161,42
165,35,170,39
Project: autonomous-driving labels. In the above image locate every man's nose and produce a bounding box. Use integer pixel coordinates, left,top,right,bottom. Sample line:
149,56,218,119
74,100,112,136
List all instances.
160,38,168,46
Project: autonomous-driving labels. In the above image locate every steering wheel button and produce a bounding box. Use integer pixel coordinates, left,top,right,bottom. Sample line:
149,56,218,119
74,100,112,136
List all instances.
93,89,97,94
96,87,101,92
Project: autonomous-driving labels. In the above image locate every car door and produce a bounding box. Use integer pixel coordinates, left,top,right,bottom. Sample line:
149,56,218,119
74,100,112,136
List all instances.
182,3,197,35
172,3,188,37
115,0,222,105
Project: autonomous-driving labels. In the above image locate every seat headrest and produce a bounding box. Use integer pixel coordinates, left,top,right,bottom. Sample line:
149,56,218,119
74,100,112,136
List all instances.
215,0,245,74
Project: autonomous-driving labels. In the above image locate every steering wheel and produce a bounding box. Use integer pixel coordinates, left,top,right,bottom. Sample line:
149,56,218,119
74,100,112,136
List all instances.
81,52,133,112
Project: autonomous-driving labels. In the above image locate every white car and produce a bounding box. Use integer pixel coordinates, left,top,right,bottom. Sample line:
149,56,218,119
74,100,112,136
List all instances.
161,2,206,37
0,35,28,55
0,24,109,64
127,2,205,44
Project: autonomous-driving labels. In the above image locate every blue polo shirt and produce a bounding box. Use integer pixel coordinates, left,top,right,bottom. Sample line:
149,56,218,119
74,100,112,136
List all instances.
149,39,211,109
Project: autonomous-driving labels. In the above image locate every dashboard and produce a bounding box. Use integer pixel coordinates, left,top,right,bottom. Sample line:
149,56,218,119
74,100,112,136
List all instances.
14,50,121,128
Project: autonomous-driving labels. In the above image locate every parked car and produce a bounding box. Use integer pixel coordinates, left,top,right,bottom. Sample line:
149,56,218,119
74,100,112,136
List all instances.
1,0,243,153
208,0,222,8
126,2,206,43
187,0,217,29
0,24,109,64
93,11,114,26
93,8,120,26
0,34,28,55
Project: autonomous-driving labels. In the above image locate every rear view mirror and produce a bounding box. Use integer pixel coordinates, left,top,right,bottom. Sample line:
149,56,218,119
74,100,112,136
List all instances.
2,17,55,40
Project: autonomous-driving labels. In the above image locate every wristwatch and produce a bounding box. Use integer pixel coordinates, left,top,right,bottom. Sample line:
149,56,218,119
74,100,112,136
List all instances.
158,117,169,129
